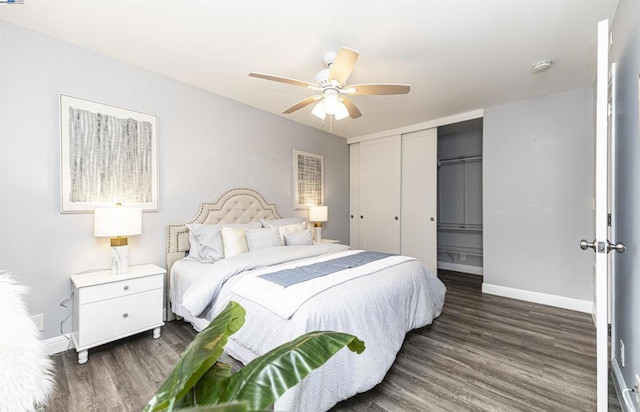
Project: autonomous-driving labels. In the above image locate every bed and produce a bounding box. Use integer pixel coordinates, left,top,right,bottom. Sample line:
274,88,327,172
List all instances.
166,188,446,412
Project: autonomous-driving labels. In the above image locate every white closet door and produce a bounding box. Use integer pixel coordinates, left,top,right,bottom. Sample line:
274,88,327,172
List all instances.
349,143,360,248
359,135,401,253
401,128,438,273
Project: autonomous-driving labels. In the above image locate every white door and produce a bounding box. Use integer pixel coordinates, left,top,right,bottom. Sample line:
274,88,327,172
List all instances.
580,19,622,411
349,144,360,248
359,135,401,253
401,128,438,273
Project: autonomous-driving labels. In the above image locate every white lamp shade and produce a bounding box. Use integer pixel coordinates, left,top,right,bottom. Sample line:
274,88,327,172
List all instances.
312,100,326,120
309,205,328,222
311,97,349,121
94,207,142,237
334,101,349,120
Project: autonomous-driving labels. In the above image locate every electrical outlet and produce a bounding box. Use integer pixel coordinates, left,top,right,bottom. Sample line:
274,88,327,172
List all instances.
30,314,44,332
635,374,640,406
460,253,467,261
621,340,626,367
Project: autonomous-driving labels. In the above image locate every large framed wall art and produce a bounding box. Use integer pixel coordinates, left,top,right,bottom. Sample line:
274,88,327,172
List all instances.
293,149,324,209
59,94,158,212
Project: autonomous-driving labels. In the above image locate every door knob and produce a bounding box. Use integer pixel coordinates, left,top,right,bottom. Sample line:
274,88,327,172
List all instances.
580,239,596,251
607,240,627,254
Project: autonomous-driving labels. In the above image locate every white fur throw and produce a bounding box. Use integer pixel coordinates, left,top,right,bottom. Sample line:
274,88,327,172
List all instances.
0,273,54,411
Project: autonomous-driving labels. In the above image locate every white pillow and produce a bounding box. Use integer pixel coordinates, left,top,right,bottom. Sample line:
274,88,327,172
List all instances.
270,222,307,245
186,224,223,262
284,229,313,246
260,217,306,228
220,226,249,257
245,227,281,251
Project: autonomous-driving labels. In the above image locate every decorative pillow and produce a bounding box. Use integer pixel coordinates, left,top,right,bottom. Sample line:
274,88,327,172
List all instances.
283,229,314,246
186,224,223,262
270,222,307,245
220,226,249,257
260,217,306,228
245,227,281,251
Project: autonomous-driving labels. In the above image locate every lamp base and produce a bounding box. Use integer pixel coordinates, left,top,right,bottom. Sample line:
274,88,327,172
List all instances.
111,245,129,275
314,226,322,243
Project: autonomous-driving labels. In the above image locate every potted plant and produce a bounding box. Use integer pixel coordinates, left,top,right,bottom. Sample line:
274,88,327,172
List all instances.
145,301,365,411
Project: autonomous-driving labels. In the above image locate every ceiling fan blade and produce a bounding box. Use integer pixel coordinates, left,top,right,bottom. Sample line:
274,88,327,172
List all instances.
249,72,319,89
328,47,359,86
341,96,362,119
282,95,322,114
342,83,411,95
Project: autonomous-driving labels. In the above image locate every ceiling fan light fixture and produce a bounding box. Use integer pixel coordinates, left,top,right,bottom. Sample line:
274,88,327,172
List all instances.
334,101,349,120
311,101,326,120
311,96,349,121
323,90,341,115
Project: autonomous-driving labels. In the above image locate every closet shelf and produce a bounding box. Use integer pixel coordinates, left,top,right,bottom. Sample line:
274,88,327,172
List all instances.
437,224,483,233
438,154,483,165
437,245,483,258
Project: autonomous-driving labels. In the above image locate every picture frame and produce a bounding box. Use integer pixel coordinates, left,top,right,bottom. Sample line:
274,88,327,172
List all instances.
59,94,159,213
293,149,324,209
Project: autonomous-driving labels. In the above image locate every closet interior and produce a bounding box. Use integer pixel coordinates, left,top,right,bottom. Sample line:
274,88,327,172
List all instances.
437,118,483,275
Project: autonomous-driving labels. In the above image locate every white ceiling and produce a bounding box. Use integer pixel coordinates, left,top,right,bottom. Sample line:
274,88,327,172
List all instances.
0,0,618,138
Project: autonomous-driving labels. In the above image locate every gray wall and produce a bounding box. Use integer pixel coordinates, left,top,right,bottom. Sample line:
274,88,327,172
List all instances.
0,22,349,340
610,0,640,394
483,87,594,300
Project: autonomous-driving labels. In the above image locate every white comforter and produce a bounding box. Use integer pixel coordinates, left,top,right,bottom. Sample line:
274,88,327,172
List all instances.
171,244,446,412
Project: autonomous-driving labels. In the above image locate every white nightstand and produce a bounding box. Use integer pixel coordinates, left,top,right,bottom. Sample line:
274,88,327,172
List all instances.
314,239,340,245
70,263,165,364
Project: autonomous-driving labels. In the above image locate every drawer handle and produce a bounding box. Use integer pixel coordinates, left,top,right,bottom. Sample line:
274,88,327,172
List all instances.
123,285,129,290
122,313,129,318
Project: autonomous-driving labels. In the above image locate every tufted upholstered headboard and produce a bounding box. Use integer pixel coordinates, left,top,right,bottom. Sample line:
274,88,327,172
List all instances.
166,188,282,274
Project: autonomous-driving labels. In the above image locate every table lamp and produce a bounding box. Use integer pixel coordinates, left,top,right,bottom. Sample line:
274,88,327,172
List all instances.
309,205,328,242
94,205,142,275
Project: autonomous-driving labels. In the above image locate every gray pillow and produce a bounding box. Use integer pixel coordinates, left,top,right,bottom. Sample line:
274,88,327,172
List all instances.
283,229,313,246
245,227,282,251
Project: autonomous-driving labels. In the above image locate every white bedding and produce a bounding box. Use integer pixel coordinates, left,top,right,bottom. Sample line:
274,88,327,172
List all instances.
231,250,415,319
170,244,446,412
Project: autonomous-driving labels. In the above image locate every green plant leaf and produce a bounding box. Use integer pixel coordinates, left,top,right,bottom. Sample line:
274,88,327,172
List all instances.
174,402,249,412
144,302,246,411
215,331,365,410
195,362,233,404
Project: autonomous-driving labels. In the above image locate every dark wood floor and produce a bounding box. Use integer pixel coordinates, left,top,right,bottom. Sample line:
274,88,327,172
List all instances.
46,271,622,411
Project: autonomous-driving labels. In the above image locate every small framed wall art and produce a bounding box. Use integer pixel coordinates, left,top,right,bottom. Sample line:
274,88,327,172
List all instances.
59,94,158,212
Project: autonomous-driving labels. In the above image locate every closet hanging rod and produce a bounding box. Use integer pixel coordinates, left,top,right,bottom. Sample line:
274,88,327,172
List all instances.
439,154,483,165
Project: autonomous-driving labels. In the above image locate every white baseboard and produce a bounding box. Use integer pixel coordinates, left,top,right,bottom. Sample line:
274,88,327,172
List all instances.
612,357,635,411
437,262,483,275
481,283,592,313
43,334,73,355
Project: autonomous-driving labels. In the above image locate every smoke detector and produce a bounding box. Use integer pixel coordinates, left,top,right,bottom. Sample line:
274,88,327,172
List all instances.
532,60,553,73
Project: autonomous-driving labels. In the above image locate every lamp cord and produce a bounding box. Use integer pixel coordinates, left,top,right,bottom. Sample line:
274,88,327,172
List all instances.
621,387,636,410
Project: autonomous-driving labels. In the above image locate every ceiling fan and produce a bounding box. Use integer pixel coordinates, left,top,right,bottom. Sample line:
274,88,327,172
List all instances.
249,47,411,121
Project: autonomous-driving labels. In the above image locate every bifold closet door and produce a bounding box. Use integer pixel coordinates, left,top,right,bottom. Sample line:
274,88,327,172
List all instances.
401,129,437,273
359,135,401,253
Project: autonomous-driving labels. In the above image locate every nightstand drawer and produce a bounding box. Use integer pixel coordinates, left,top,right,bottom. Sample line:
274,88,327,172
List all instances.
78,274,163,304
77,288,163,348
